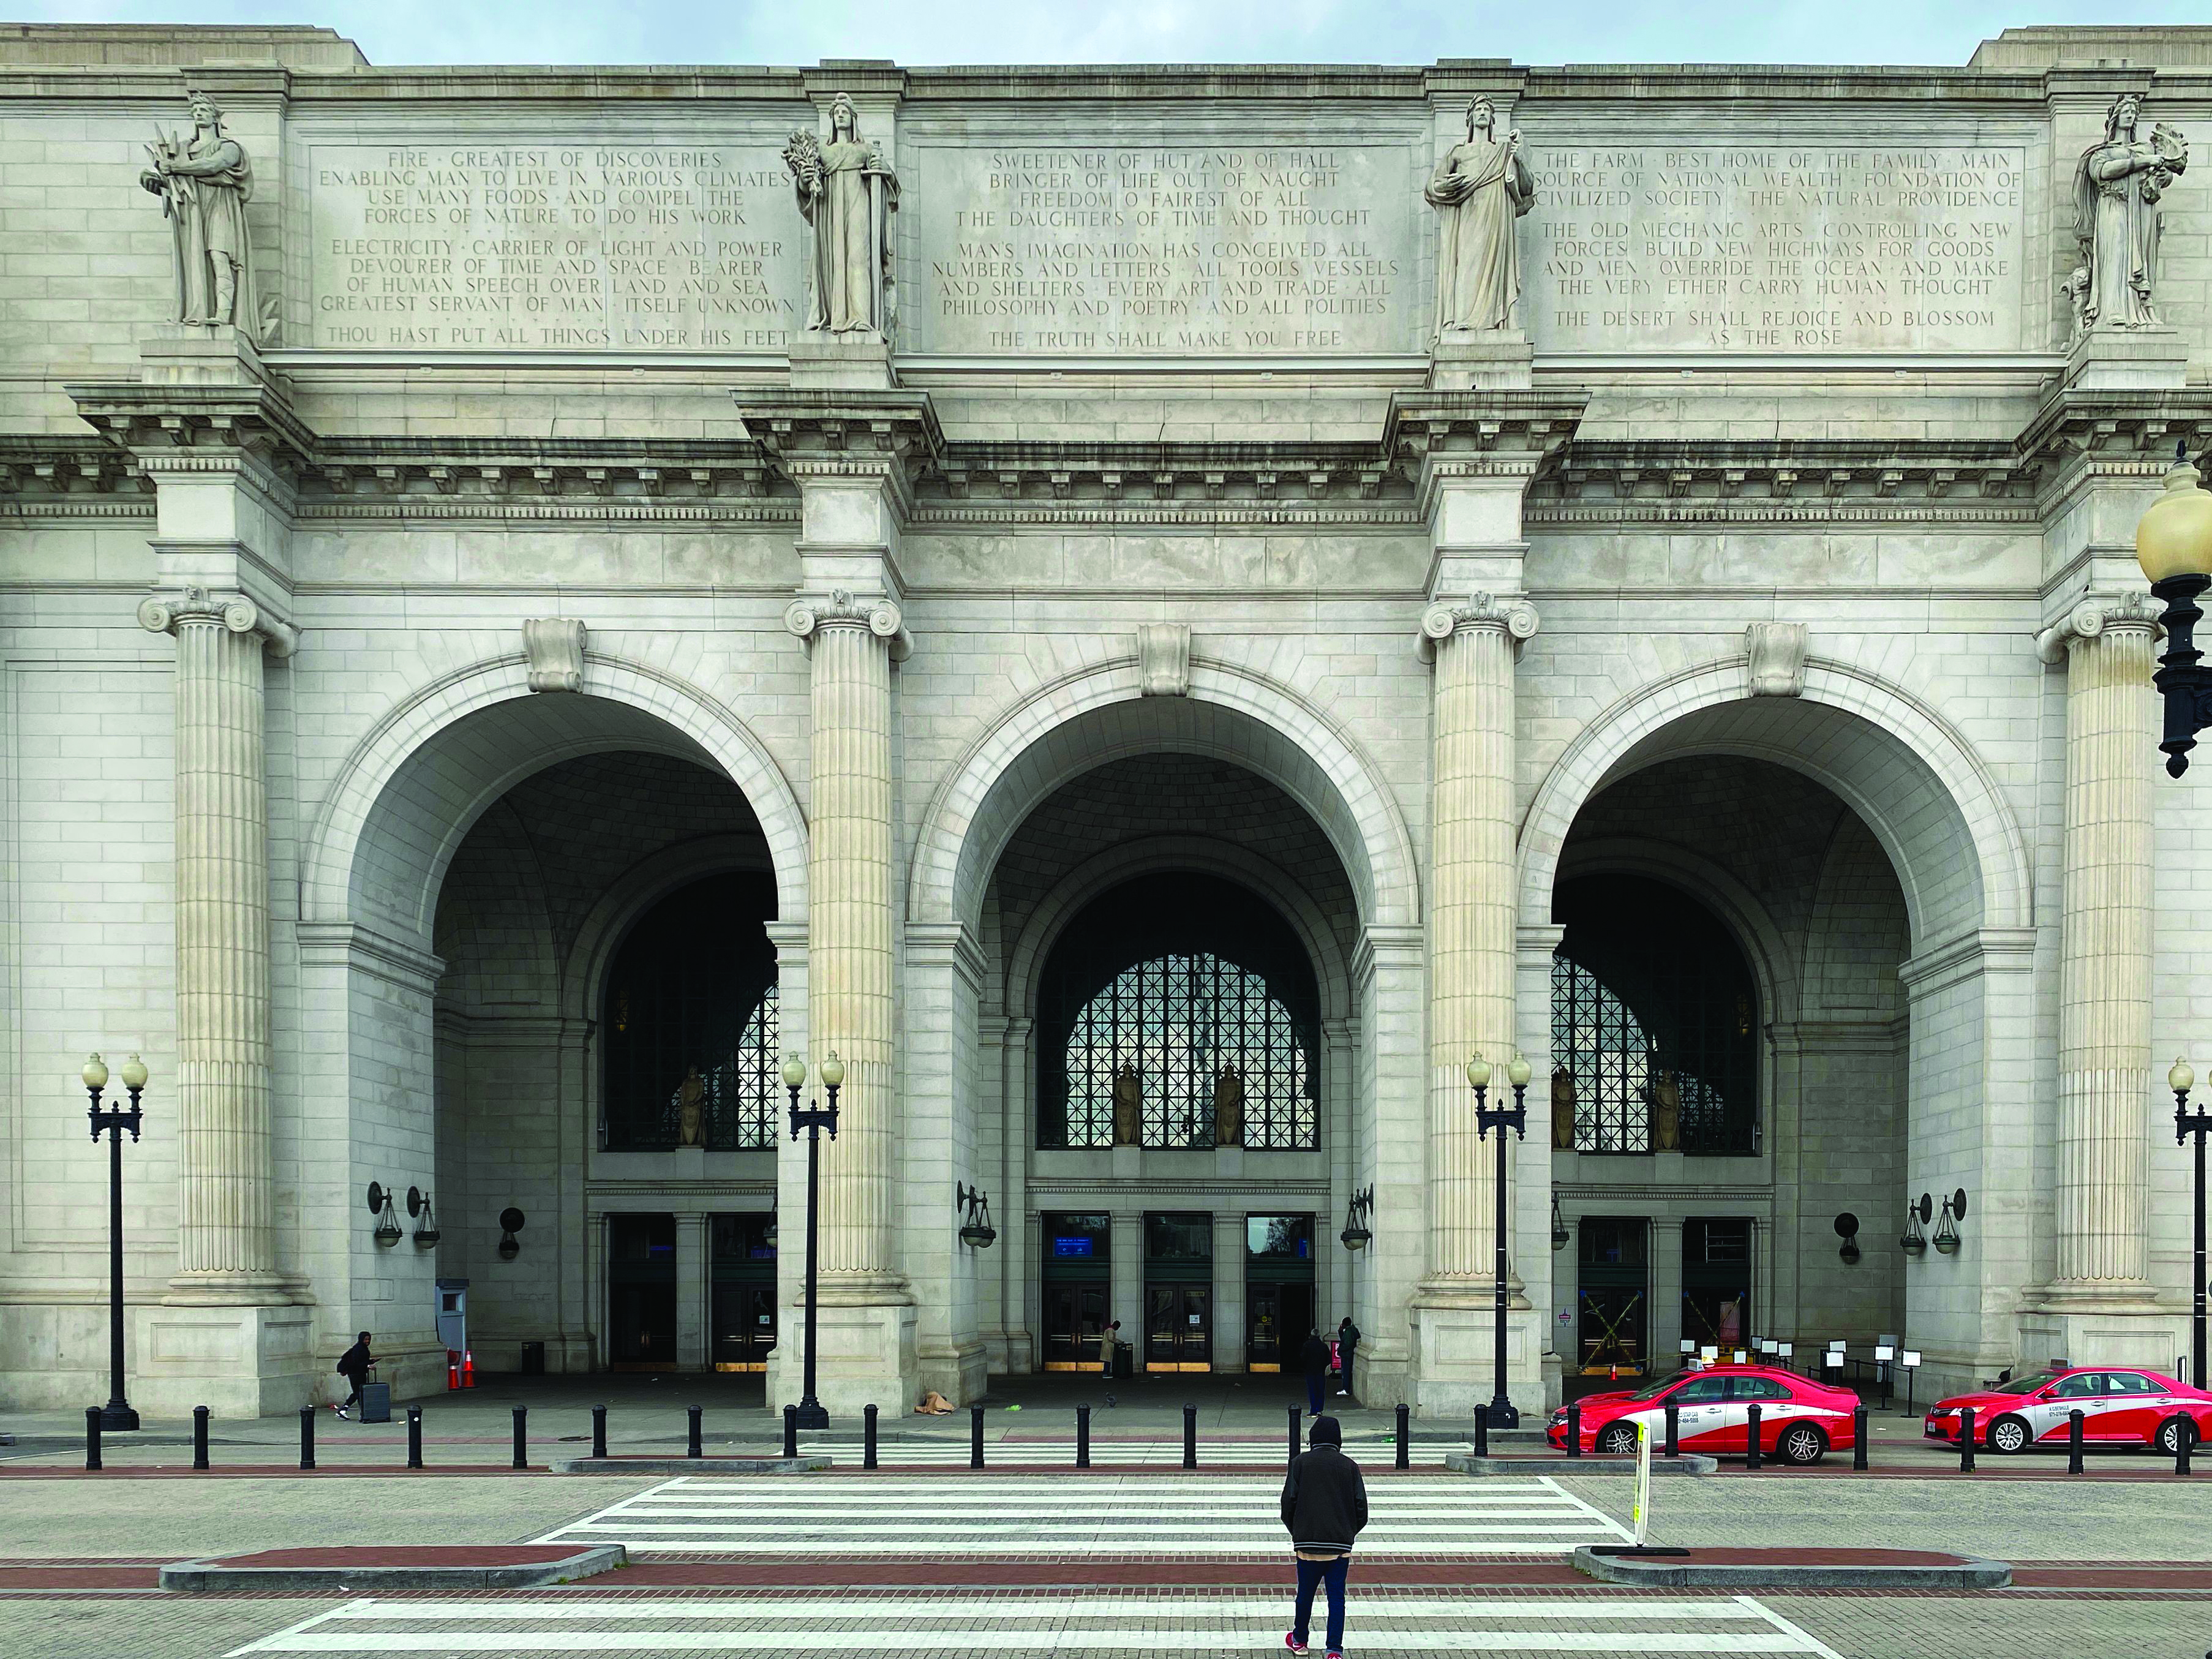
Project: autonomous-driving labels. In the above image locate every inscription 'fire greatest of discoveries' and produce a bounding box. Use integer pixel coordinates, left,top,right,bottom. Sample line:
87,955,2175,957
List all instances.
908,144,1419,355
1522,145,2026,351
310,144,807,348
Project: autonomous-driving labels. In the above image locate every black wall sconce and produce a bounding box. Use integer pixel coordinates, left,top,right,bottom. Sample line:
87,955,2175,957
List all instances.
1341,1185,1374,1251
497,1206,526,1261
1934,1189,1966,1255
1835,1211,1861,1265
1902,1194,1930,1257
1551,1194,1571,1252
366,1181,401,1248
956,1183,996,1248
408,1186,440,1248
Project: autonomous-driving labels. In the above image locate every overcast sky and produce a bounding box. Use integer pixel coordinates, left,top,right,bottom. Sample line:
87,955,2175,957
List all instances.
9,1,2200,69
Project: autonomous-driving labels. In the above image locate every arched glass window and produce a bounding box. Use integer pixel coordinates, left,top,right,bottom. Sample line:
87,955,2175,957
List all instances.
1038,873,1321,1151
601,872,778,1150
1551,875,1759,1156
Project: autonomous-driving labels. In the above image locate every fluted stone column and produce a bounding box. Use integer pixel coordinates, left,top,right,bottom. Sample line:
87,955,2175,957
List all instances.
138,587,295,1296
1421,595,1537,1284
786,590,904,1288
2044,594,2161,1296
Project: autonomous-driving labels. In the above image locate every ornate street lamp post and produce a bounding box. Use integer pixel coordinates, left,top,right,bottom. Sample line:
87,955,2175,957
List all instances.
781,1051,843,1431
2134,443,2212,775
82,1053,148,1431
1470,1050,1533,1429
2172,1058,2211,1390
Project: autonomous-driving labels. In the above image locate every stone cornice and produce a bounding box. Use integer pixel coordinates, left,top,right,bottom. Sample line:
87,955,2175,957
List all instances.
926,438,1406,510
68,378,317,474
731,387,944,515
1531,436,2035,521
2018,388,2212,517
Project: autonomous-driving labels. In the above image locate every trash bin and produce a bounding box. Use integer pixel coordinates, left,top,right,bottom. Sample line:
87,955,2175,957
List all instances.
358,1377,391,1424
521,1340,546,1375
1113,1340,1134,1380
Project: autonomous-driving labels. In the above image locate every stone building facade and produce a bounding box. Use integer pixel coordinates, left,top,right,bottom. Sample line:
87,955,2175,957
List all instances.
3,23,2211,1417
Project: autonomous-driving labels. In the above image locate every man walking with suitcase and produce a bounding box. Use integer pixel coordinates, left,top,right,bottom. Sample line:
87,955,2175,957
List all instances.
1281,1414,1366,1659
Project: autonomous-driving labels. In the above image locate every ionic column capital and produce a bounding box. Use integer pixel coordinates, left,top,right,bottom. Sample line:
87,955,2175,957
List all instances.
2034,589,2160,664
785,587,910,660
137,585,297,658
1419,591,1538,661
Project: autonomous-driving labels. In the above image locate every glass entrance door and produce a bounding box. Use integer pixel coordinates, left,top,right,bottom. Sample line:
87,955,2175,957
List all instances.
1683,1217,1753,1358
1146,1283,1212,1371
1576,1216,1649,1377
1246,1280,1312,1373
1044,1281,1112,1371
709,1213,776,1372
608,1213,677,1369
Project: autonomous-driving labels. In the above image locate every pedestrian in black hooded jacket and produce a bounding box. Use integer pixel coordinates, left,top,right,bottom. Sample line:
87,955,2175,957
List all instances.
1300,1330,1331,1415
1279,1414,1366,1657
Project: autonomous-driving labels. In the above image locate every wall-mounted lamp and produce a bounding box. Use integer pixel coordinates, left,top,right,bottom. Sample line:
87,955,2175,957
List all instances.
366,1181,402,1248
497,1206,526,1261
1551,1194,1571,1252
1340,1185,1375,1251
1835,1210,1861,1266
1933,1189,1967,1255
407,1186,440,1248
956,1182,996,1248
1901,1194,1930,1257
764,1204,779,1252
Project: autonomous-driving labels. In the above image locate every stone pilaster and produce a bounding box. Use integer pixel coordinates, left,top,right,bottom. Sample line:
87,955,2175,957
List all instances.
2039,594,2161,1301
137,586,296,1297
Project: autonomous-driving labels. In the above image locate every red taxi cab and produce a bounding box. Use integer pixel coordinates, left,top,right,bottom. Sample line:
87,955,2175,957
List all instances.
1924,1365,2212,1453
1547,1363,1860,1465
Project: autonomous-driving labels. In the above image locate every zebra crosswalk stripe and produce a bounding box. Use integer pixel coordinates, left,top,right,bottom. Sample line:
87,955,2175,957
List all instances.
530,1472,1634,1556
228,1592,1847,1657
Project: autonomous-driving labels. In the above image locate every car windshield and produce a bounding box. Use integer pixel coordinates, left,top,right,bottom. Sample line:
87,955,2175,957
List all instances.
1624,1374,1687,1402
1989,1367,2066,1396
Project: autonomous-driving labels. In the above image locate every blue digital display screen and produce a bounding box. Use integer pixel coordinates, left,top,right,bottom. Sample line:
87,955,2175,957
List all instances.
1051,1236,1094,1257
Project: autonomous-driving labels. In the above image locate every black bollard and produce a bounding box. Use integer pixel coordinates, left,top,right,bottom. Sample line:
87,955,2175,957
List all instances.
1746,1404,1763,1470
192,1405,210,1471
863,1403,878,1470
84,1407,101,1472
971,1403,985,1469
591,1404,607,1460
1664,1402,1680,1458
1958,1405,1974,1473
783,1403,797,1460
1183,1402,1197,1469
2177,1415,2195,1478
1396,1402,1410,1471
512,1407,528,1470
2067,1409,2085,1474
688,1405,703,1460
1566,1401,1582,1458
299,1404,315,1470
406,1406,423,1469
1288,1405,1301,1467
1473,1402,1489,1458
1852,1405,1868,1471
1076,1403,1090,1469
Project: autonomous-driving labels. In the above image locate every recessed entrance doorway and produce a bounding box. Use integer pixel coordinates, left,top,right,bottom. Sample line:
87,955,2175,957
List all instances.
709,1213,776,1372
608,1213,677,1369
1042,1212,1113,1371
1246,1213,1315,1372
1145,1212,1213,1372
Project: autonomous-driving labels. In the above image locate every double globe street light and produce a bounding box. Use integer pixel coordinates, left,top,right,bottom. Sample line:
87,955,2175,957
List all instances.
780,1051,843,1431
1469,1050,1534,1429
82,1053,149,1431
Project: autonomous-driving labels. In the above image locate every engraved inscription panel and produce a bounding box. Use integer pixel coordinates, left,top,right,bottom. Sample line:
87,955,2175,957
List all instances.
906,141,1423,355
309,142,807,349
1523,143,2027,352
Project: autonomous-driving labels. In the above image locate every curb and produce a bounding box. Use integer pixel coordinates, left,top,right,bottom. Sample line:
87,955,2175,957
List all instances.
551,1456,832,1475
159,1544,625,1592
1571,1545,2012,1589
1446,1453,1718,1475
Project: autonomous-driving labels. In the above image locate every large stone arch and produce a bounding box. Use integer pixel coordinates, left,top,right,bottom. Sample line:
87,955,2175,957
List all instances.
301,651,808,946
907,655,1420,933
1518,656,2032,950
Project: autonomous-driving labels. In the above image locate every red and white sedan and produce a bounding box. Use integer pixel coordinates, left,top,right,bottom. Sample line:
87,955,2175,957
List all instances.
1547,1364,1860,1465
1925,1366,2212,1454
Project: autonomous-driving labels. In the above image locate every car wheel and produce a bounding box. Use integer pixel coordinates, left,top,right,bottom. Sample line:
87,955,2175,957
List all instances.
2156,1415,2197,1456
1777,1422,1826,1467
1987,1413,2032,1455
1597,1423,1638,1456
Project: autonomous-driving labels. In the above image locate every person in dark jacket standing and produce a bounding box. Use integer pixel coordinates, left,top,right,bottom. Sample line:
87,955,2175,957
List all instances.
1298,1329,1331,1415
1280,1414,1366,1658
333,1331,374,1420
1335,1316,1361,1399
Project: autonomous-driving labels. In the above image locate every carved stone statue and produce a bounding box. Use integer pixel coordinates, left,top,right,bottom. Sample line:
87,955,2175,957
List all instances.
140,89,265,340
1652,1070,1682,1153
1424,97,1534,337
675,1066,707,1147
785,93,899,337
1111,1063,1142,1146
1212,1067,1245,1148
2072,92,2189,334
1551,1065,1576,1150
